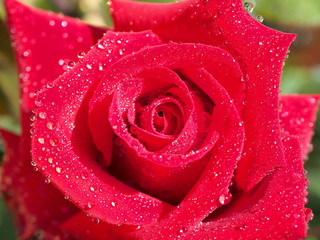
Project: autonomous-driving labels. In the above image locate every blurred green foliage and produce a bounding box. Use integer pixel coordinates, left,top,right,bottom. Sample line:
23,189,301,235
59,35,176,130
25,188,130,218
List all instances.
0,0,320,239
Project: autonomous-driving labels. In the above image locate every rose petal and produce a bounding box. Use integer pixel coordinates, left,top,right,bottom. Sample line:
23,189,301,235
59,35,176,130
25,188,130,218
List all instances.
5,0,107,112
279,95,320,159
32,31,171,225
110,0,296,191
178,136,309,239
61,212,138,240
0,127,78,239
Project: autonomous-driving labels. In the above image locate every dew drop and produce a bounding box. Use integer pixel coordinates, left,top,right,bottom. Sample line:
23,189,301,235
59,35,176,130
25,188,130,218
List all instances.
38,112,46,119
45,178,51,184
97,43,106,49
86,202,94,209
90,187,95,192
38,138,45,144
47,122,53,130
23,50,31,57
78,51,85,59
56,167,62,173
98,64,104,71
244,2,254,13
93,218,100,224
86,64,92,70
35,99,43,107
61,21,68,27
119,49,124,55
111,201,116,207
67,61,75,69
219,194,225,205
50,140,56,146
256,15,264,23
48,158,53,164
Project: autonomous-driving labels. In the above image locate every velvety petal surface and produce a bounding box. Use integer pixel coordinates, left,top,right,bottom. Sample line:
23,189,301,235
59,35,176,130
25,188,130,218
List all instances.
279,95,320,159
0,127,78,240
5,0,106,112
110,0,296,191
31,31,172,226
135,136,308,239
3,0,109,238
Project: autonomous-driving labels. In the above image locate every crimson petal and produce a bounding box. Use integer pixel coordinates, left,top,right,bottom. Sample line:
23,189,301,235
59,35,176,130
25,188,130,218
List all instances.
179,136,309,239
5,0,107,112
0,128,78,239
279,95,320,159
110,0,296,191
32,31,171,225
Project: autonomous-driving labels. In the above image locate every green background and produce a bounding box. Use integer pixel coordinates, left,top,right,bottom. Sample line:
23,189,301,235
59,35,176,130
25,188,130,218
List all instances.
0,0,320,239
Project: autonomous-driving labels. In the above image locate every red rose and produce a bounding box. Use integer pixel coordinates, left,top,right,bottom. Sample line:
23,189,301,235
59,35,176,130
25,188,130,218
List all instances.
1,0,319,239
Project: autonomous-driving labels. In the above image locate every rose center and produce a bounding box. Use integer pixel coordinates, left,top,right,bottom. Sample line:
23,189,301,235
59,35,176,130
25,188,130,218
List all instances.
136,92,185,138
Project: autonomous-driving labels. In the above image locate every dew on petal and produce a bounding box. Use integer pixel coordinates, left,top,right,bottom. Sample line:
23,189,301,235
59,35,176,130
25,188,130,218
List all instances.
256,15,264,23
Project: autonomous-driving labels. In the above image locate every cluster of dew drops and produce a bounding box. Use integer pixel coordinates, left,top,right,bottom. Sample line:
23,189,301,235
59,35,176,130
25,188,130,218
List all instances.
243,1,264,23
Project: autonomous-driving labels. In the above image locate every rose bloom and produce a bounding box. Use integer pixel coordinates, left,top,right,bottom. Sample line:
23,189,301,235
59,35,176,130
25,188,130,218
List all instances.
1,0,319,239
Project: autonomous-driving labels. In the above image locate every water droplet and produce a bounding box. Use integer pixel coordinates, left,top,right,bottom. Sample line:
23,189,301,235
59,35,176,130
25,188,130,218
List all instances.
98,64,104,71
30,115,36,121
61,21,68,27
86,202,94,209
38,112,46,119
119,49,124,55
45,178,51,183
35,99,43,107
50,140,56,146
58,59,65,66
244,2,254,13
111,201,116,207
49,20,55,26
97,43,105,49
93,218,100,224
38,138,45,144
67,61,75,69
56,167,62,173
31,160,37,166
23,50,31,57
86,64,92,70
256,15,264,23
219,194,225,205
48,158,53,164
90,187,95,192
78,51,85,59
47,122,53,130
81,173,88,179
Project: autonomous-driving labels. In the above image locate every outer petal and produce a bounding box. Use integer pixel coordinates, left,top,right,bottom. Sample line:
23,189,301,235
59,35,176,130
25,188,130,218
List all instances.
5,0,107,111
110,0,296,191
31,31,171,226
0,127,78,240
279,95,320,159
170,136,309,240
61,212,138,240
3,0,109,238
